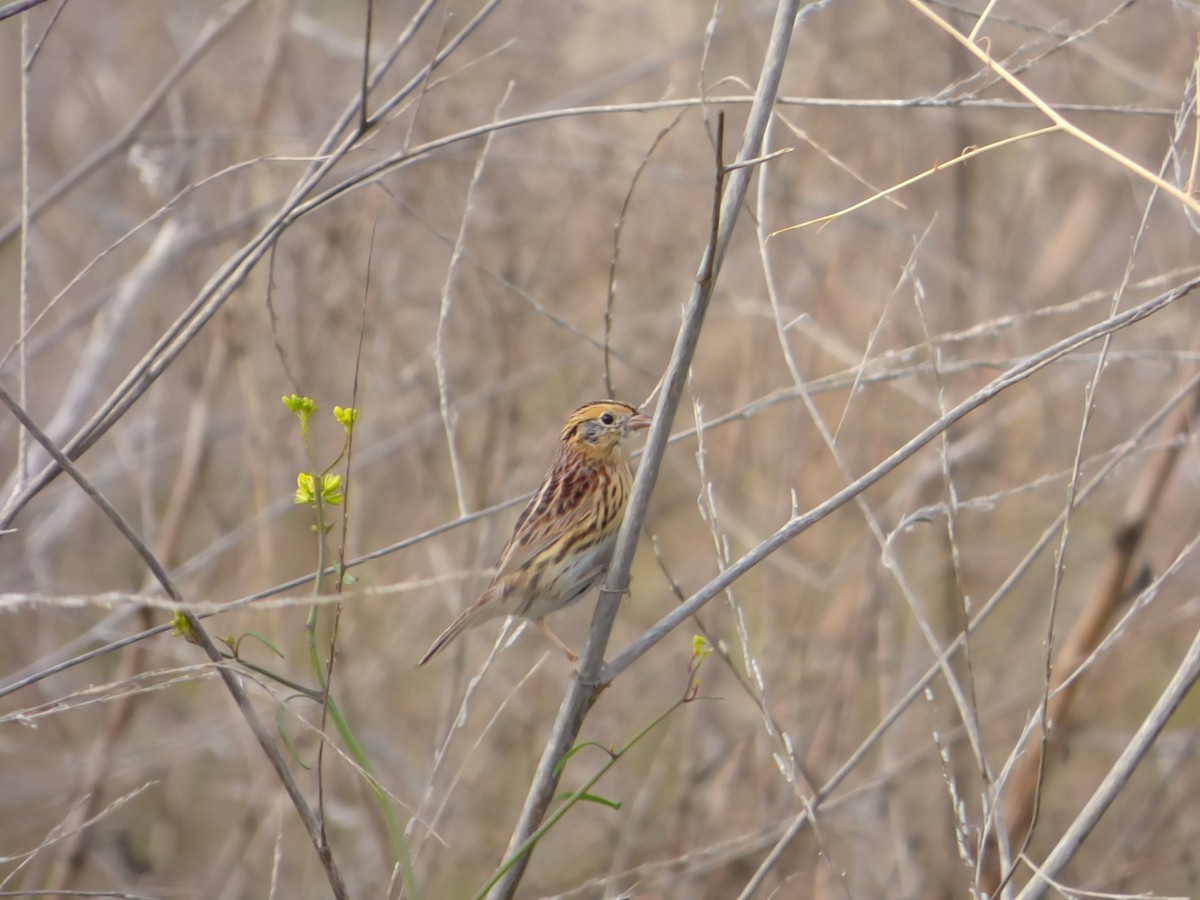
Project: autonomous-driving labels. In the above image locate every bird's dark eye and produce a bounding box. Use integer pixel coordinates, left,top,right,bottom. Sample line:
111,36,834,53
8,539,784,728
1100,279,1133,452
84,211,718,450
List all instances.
600,412,615,426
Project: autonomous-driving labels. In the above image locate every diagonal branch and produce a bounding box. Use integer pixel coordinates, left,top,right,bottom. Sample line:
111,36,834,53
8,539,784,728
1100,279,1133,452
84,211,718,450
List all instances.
0,0,52,22
0,0,258,247
0,383,350,900
486,3,802,897
603,279,1198,683
904,0,1200,218
0,0,502,531
1013,621,1200,900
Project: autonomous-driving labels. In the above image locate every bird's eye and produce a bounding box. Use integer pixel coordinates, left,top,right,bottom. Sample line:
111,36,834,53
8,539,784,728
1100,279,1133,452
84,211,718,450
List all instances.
600,412,615,426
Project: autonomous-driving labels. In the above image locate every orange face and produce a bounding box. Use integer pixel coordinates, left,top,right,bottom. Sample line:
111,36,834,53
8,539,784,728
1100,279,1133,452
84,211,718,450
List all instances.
559,400,651,461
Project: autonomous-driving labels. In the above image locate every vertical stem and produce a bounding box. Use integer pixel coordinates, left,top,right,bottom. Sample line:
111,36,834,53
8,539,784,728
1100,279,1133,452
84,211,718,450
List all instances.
17,15,32,485
486,3,801,896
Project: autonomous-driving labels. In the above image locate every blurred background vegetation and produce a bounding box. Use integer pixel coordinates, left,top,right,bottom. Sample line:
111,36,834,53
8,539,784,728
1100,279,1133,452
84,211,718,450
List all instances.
2,0,1199,897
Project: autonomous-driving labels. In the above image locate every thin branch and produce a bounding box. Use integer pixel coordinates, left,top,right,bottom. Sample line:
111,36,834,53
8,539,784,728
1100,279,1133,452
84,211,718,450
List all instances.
770,125,1059,235
359,0,373,134
16,13,31,488
487,3,802,896
0,0,257,246
437,84,513,517
0,383,351,900
604,109,688,398
904,0,1200,217
0,0,501,531
0,0,51,23
1013,623,1200,900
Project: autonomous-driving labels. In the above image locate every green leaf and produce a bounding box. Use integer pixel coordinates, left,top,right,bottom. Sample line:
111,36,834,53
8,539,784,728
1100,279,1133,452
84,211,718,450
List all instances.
236,631,285,659
575,792,622,811
276,701,311,770
553,740,613,777
550,789,623,811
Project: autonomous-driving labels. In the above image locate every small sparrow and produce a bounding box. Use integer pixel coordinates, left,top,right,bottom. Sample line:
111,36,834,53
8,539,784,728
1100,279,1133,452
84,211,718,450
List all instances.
419,400,651,666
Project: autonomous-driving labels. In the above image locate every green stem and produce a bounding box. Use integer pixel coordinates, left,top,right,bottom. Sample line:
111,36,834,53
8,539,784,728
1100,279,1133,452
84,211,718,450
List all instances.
228,647,418,894
471,700,685,900
324,693,419,894
291,410,419,898
234,656,323,700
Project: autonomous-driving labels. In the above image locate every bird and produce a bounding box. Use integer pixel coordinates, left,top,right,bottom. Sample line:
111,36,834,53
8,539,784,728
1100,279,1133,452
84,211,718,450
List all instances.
418,400,652,666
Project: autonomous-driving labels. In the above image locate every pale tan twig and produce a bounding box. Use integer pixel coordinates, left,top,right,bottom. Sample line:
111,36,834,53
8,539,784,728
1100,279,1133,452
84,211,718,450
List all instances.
436,84,513,517
904,0,1200,217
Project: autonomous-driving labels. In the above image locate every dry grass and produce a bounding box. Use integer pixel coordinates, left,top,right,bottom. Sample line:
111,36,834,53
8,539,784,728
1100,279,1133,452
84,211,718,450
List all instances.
2,1,1200,898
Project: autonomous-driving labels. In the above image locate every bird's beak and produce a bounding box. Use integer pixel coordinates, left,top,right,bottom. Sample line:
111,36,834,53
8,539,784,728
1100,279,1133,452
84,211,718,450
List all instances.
627,411,652,432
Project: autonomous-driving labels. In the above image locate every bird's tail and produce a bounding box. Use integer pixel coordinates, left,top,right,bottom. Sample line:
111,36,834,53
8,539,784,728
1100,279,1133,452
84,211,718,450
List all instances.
417,613,472,666
419,584,509,666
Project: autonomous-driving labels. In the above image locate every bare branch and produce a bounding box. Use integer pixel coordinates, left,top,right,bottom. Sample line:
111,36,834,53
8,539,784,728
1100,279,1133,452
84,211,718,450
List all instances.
606,279,1199,681
0,383,351,900
487,3,803,895
1013,623,1200,900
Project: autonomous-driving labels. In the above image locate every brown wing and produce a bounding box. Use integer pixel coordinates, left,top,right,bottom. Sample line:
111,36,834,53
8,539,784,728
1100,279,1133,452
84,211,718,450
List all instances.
416,459,605,666
490,456,603,583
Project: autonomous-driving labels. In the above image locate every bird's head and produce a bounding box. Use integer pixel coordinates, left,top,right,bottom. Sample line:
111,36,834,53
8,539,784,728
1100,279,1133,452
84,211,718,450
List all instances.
559,400,652,462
